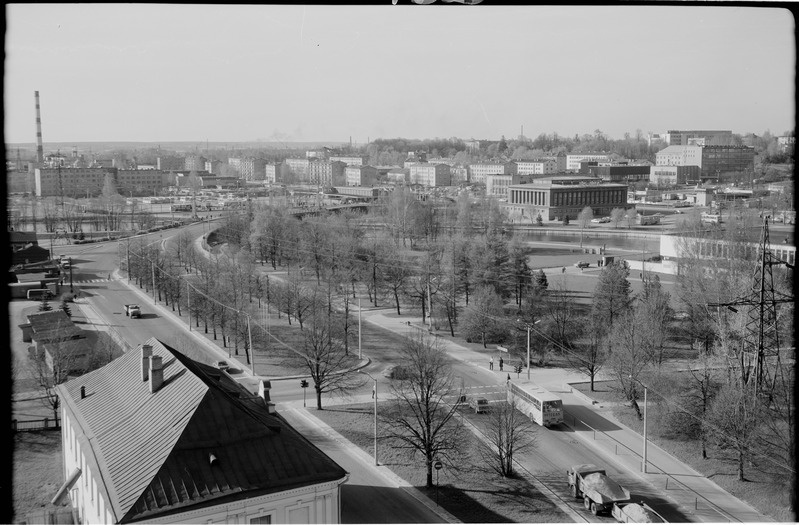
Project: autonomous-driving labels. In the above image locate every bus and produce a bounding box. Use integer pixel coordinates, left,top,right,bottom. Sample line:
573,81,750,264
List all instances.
171,203,192,212
507,382,563,427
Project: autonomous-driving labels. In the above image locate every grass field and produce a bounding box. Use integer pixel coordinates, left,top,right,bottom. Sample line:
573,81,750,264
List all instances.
312,403,571,523
572,380,794,523
12,431,64,523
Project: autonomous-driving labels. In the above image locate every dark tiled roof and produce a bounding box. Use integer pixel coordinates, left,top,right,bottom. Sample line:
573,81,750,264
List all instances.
27,310,83,342
57,338,347,523
9,231,38,244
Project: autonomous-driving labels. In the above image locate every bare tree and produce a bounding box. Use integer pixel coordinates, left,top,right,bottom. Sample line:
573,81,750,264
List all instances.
299,310,364,409
704,382,763,481
577,206,594,247
564,314,606,391
478,398,537,478
384,332,465,487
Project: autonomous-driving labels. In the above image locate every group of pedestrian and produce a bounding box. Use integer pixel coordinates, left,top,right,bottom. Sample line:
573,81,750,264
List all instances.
489,355,504,371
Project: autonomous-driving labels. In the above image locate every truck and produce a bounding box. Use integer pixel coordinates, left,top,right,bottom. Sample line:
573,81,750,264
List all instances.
124,304,142,319
567,464,630,516
611,502,668,523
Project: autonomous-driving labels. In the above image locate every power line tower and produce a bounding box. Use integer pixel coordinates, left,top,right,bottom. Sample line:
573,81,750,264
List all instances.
711,217,793,396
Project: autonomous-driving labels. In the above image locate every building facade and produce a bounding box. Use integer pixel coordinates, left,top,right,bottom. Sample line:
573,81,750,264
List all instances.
329,155,368,166
386,168,410,185
588,165,651,183
34,167,116,198
55,339,348,524
485,173,533,199
515,159,557,176
649,165,701,186
264,163,280,184
564,154,610,172
468,162,517,185
184,154,207,172
345,165,379,186
284,158,311,182
240,157,268,181
409,163,452,187
310,160,347,187
666,130,733,146
505,175,628,223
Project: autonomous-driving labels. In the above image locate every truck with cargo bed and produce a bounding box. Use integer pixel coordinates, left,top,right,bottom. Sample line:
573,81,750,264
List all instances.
124,304,142,318
567,464,630,516
611,501,667,523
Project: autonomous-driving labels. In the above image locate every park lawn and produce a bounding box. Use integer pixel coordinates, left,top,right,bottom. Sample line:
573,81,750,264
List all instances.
571,380,794,523
311,403,570,524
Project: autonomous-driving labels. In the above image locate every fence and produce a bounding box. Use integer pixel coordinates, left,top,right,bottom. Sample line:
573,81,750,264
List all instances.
12,417,60,432
561,410,740,523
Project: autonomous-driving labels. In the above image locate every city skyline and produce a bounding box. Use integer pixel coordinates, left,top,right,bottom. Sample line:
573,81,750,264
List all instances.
4,4,795,145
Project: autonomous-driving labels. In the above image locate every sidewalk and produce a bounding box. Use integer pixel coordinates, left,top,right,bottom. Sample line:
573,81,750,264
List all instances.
359,309,772,523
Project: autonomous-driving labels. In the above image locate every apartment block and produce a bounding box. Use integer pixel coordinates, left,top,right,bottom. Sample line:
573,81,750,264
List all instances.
468,162,517,184
345,165,379,186
409,163,452,187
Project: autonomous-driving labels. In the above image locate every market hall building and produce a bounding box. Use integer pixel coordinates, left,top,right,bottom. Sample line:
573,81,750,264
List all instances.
504,175,629,223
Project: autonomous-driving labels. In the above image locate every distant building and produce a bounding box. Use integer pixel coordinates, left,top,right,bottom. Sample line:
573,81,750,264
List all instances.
468,162,517,185
485,173,533,199
666,130,733,146
329,155,368,166
156,155,183,171
310,160,347,187
7,169,34,193
265,163,281,184
505,175,628,223
116,169,169,196
515,159,557,176
655,145,754,182
241,157,268,181
55,338,348,524
345,165,379,186
409,163,452,187
386,168,410,185
451,166,469,185
649,165,701,186
34,167,117,198
564,154,610,172
184,154,207,172
588,165,651,183
284,158,311,182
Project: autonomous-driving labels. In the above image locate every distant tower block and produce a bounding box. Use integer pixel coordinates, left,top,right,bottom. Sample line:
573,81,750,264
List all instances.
35,91,44,164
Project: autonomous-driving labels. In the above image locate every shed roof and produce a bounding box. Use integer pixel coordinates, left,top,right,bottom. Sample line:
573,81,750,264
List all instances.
26,310,83,342
57,338,347,523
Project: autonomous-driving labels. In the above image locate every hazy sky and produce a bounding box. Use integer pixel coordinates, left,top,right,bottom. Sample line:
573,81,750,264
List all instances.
4,4,795,145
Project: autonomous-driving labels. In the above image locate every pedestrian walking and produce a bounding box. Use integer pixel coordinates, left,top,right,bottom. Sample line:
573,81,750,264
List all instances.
499,356,504,371
372,384,376,399
507,373,511,383
562,267,566,274
489,356,494,370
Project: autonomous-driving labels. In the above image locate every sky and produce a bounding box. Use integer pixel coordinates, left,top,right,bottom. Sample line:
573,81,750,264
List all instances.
4,3,796,145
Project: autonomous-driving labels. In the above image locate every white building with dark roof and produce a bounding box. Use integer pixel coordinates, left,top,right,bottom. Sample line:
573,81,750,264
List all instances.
55,338,348,524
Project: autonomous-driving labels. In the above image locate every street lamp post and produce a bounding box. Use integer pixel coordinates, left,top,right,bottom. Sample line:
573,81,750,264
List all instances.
518,319,541,380
630,376,648,473
361,370,379,466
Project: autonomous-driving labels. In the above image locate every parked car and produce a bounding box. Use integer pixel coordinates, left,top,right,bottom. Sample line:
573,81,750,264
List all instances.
575,261,590,268
469,397,489,414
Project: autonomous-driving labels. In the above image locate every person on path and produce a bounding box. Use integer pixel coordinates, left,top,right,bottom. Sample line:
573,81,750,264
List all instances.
489,356,494,370
562,267,566,274
499,356,504,371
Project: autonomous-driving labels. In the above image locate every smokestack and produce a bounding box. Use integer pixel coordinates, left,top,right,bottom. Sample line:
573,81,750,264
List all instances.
149,355,164,393
35,91,44,164
141,345,153,382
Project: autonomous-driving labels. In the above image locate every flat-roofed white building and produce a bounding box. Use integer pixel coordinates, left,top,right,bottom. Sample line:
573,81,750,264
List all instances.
565,154,610,172
409,163,452,187
515,159,557,176
468,162,517,184
346,165,379,186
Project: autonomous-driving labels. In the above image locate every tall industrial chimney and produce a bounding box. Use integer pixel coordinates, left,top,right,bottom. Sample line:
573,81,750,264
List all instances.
34,91,44,164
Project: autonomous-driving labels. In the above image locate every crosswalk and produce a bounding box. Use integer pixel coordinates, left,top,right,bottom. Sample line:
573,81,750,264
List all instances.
70,278,112,284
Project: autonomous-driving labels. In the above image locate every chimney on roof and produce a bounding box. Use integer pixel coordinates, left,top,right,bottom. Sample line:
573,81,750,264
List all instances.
80,386,86,399
141,345,153,382
149,355,164,393
258,380,276,414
